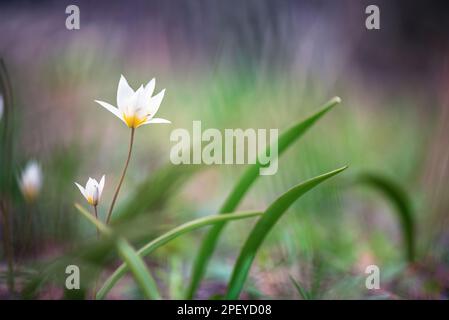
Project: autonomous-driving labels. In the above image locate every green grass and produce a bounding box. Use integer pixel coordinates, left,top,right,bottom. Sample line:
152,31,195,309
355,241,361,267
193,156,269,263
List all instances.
186,97,342,298
355,172,415,262
96,210,263,299
226,166,347,299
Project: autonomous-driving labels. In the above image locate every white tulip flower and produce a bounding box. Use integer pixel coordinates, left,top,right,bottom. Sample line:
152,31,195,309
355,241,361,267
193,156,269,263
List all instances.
95,75,170,129
75,175,105,206
19,161,43,202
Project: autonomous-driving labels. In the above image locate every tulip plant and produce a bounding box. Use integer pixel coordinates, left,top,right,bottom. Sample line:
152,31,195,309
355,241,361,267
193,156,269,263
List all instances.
93,76,171,223
69,76,347,299
1,62,351,299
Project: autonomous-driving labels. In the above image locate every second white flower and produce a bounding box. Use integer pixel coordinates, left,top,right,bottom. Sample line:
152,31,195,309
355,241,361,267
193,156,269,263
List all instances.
75,175,105,206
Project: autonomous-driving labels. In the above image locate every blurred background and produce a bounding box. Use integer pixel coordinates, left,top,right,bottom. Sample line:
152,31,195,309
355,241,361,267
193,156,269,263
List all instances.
1,0,449,299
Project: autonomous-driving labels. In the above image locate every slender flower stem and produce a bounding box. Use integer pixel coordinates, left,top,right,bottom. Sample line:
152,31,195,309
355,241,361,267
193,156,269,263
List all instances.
93,205,99,237
0,60,15,295
106,128,135,224
20,203,35,258
92,205,101,299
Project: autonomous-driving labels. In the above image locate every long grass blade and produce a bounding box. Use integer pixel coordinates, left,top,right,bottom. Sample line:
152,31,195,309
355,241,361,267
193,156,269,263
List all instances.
96,211,262,300
74,203,111,236
226,166,347,299
289,275,311,300
186,97,342,298
115,238,161,299
356,172,415,262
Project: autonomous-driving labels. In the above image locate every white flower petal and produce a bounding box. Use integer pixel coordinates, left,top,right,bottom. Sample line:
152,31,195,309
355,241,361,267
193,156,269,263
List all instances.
123,90,140,116
117,75,135,111
75,182,87,200
147,89,165,117
86,178,96,195
92,187,99,204
135,85,146,112
144,78,155,98
95,100,126,124
141,79,156,111
27,162,42,188
144,117,171,124
98,175,105,198
20,161,43,195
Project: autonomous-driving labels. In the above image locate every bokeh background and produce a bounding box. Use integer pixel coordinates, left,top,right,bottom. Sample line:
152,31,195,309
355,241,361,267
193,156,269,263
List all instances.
1,0,449,299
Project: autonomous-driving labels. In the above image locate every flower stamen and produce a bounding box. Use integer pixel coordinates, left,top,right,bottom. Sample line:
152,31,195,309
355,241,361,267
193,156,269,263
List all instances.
123,113,147,128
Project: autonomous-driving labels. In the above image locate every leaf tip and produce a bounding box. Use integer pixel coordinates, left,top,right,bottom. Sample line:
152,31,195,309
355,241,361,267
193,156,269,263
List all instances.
327,165,349,178
340,165,349,173
332,96,342,105
321,96,342,114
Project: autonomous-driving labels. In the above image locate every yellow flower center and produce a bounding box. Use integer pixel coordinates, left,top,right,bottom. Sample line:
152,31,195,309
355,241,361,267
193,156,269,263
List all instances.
87,196,96,206
22,185,38,202
123,113,148,128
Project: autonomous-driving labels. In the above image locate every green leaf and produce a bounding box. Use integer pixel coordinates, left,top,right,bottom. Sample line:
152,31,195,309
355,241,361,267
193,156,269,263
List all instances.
96,210,262,300
74,203,161,299
356,172,415,262
0,59,16,294
226,166,347,299
0,58,15,194
74,203,111,236
289,275,311,300
186,97,342,298
115,238,161,300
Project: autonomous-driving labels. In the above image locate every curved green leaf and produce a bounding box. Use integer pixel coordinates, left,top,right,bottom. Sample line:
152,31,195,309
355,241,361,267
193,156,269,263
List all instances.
356,172,415,262
226,166,347,299
186,97,342,298
115,238,161,300
74,204,161,299
74,203,111,236
96,211,263,300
